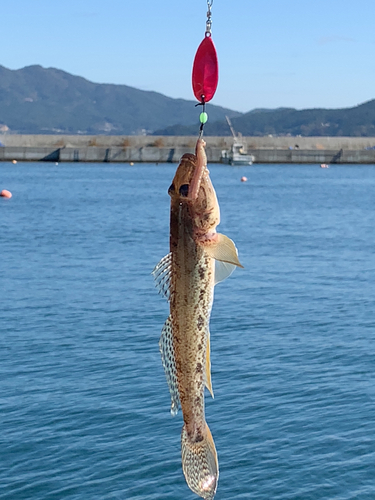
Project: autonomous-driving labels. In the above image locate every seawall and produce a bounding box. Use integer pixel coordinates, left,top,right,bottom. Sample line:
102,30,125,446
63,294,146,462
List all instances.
1,135,375,163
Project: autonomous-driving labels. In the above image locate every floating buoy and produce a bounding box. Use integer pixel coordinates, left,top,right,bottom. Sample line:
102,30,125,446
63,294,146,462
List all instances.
12,160,17,164
241,176,248,182
130,162,134,166
0,189,12,198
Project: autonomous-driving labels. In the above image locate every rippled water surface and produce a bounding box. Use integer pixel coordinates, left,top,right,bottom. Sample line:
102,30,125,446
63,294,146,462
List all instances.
1,162,375,500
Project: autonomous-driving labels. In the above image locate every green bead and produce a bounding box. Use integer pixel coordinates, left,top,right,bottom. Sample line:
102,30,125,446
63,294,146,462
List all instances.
200,112,208,124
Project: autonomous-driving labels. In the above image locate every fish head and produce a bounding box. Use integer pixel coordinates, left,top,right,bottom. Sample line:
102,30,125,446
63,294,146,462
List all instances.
168,140,220,237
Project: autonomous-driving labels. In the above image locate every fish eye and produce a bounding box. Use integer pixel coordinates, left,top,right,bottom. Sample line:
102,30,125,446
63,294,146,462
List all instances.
168,183,175,195
179,184,189,197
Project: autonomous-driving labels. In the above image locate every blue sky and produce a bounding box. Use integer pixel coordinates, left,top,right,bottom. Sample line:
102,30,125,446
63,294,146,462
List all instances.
2,0,374,112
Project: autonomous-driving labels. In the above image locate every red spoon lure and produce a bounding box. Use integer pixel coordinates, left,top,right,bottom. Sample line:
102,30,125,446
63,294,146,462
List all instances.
192,1,218,104
192,35,218,104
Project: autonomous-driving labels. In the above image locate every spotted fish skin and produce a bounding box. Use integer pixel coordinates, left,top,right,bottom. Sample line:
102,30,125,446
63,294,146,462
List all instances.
170,239,214,436
153,139,242,500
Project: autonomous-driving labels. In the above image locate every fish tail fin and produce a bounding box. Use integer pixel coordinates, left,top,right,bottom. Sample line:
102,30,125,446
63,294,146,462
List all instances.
181,423,219,499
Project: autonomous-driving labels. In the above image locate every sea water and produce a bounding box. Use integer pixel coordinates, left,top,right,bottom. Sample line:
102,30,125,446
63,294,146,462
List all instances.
1,162,375,500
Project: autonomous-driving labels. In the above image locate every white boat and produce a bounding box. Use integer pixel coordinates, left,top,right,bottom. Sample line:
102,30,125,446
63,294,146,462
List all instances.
221,142,255,166
220,116,255,166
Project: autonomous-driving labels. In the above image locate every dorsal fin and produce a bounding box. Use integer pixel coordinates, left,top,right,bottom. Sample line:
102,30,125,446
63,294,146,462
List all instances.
159,316,180,416
152,253,172,301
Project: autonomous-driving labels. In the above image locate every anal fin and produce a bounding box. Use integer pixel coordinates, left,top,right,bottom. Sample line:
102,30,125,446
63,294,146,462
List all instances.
205,329,214,399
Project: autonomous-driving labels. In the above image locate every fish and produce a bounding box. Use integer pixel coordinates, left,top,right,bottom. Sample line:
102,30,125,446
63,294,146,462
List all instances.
153,138,243,499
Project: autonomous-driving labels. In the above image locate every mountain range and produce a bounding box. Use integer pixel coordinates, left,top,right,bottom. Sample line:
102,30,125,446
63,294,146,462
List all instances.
154,101,375,137
1,64,375,137
0,65,240,135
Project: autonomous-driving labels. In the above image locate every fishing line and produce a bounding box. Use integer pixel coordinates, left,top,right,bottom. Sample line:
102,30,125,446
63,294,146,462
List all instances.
192,0,218,138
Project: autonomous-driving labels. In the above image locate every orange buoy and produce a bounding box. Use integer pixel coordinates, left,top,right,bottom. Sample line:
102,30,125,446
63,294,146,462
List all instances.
241,176,248,182
0,189,12,198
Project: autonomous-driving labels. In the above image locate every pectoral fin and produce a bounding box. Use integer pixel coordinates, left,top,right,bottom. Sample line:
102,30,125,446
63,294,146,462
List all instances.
205,233,244,268
205,329,214,399
214,260,236,285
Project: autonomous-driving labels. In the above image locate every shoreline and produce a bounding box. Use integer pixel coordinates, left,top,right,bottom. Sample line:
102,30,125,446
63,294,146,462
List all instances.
1,135,375,164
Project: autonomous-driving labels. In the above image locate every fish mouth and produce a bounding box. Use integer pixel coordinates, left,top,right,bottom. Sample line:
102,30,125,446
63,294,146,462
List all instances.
188,140,206,200
187,168,204,200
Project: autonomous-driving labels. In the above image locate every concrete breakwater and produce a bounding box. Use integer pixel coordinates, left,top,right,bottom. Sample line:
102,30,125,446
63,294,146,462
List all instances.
1,135,375,163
